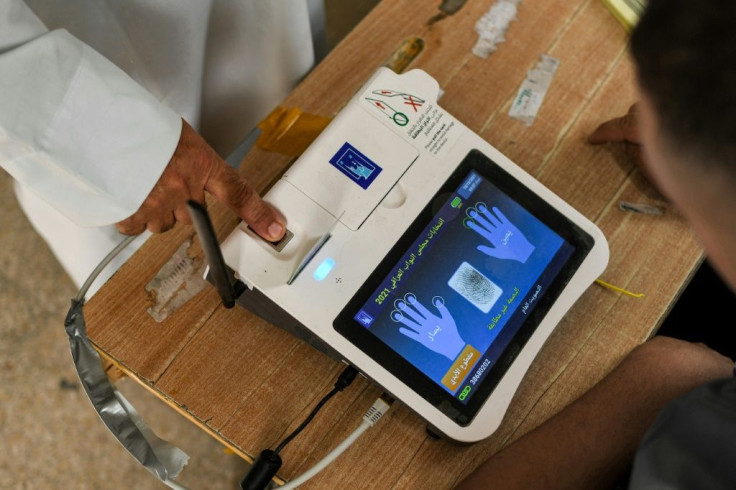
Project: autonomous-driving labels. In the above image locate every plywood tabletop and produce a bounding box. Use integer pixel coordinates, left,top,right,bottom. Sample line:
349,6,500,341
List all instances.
84,0,703,487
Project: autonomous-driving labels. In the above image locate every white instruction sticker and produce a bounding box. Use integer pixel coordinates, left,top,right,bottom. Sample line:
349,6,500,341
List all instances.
406,102,457,156
362,86,459,157
508,54,560,126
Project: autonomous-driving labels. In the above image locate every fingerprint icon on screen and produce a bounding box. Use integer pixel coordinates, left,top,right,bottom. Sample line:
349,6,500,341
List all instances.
447,262,502,313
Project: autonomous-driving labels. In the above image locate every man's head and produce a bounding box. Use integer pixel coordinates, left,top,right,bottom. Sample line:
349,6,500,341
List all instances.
631,0,736,171
630,0,736,291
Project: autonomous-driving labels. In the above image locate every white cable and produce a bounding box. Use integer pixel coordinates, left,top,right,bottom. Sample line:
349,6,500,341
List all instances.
74,233,138,301
280,420,371,489
279,395,393,489
163,478,190,490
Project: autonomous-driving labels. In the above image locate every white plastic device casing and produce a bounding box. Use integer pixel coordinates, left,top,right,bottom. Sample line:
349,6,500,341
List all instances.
220,67,609,443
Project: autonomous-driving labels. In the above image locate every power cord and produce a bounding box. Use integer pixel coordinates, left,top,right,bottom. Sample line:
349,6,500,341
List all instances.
240,364,359,490
278,392,394,489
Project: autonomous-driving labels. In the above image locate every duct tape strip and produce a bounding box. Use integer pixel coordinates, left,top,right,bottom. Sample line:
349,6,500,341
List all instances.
472,0,521,59
508,54,560,126
65,236,189,489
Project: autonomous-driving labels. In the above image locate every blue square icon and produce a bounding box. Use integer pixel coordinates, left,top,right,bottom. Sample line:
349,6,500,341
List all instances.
329,142,382,190
354,310,374,327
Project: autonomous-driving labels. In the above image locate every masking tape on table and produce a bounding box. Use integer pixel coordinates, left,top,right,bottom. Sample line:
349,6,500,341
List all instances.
256,106,332,157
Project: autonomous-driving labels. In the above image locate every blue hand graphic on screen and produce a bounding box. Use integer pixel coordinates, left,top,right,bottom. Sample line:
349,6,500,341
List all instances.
391,293,465,361
464,202,535,263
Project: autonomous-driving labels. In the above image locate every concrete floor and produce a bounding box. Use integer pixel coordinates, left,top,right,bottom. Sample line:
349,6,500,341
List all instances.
0,2,379,489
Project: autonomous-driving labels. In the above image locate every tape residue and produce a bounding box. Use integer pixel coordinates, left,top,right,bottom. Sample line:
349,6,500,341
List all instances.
440,0,469,15
472,0,521,59
384,37,425,74
508,54,560,126
146,238,208,322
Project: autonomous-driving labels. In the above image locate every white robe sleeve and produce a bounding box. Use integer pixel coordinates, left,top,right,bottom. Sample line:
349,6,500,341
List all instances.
0,1,181,227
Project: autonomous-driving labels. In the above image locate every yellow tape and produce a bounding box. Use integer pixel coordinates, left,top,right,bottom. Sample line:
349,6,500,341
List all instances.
595,279,645,298
256,106,332,157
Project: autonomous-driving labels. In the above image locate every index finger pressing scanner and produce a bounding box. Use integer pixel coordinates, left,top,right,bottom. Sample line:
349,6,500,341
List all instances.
212,68,608,443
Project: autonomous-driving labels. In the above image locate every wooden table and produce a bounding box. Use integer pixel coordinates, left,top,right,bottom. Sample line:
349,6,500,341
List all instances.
85,0,704,487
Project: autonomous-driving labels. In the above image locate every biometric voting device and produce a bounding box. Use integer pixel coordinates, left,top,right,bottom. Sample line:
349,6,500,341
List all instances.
215,67,608,443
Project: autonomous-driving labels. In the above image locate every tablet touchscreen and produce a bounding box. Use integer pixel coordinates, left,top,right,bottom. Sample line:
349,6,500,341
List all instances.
334,149,595,425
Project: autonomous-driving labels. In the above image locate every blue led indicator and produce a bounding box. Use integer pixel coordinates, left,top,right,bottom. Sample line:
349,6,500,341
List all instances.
313,257,335,281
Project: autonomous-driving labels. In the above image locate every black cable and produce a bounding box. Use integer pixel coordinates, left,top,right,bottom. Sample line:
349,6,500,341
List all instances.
274,385,339,454
240,364,359,490
275,365,359,454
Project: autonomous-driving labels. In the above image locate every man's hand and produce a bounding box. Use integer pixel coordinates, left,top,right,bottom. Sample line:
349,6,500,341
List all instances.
116,120,286,241
588,103,643,163
588,103,665,195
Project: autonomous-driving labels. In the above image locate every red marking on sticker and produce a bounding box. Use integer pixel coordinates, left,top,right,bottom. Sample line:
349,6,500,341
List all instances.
404,95,422,111
374,102,385,109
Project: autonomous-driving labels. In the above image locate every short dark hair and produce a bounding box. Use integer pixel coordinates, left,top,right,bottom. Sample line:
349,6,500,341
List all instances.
631,0,736,170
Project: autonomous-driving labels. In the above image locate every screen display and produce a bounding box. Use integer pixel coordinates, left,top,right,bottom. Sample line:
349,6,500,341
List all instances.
334,149,594,425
